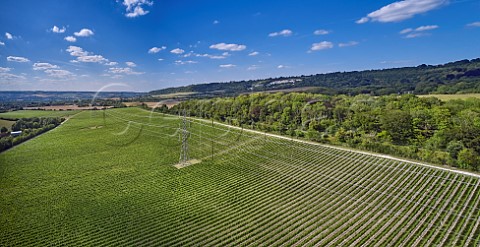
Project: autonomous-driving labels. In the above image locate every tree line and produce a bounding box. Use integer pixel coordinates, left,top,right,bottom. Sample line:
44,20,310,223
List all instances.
164,93,480,172
0,117,64,152
150,58,480,97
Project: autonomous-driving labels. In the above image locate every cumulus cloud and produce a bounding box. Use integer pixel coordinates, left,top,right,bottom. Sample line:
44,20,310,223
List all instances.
77,55,108,63
64,36,76,42
66,46,88,56
44,69,75,79
66,46,109,63
356,0,448,24
0,73,25,81
184,51,229,59
209,43,246,51
310,41,334,51
405,32,429,38
105,62,118,66
171,48,185,54
52,25,66,33
0,41,4,46
108,67,144,75
126,61,137,67
5,32,13,40
277,65,290,69
249,51,259,56
467,21,480,27
74,28,94,37
33,63,59,70
123,0,153,18
213,20,220,24
269,29,293,37
314,29,330,35
219,64,236,68
148,46,166,54
7,56,30,63
0,67,12,72
174,60,197,65
339,41,359,47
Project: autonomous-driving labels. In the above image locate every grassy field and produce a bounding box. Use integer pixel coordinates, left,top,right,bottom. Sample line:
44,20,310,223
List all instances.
0,110,80,120
1,107,479,246
0,119,15,131
419,93,480,101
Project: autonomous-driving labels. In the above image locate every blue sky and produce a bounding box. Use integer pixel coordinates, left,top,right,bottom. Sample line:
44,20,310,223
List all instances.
0,0,479,92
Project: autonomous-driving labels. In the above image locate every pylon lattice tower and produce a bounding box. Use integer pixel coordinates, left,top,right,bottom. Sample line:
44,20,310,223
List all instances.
179,109,190,166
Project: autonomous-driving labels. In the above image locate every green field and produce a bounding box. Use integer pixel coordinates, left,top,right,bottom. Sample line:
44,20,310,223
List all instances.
419,93,480,101
0,110,80,120
0,119,15,131
1,107,479,246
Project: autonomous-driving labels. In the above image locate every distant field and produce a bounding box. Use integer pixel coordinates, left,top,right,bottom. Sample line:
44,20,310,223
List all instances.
0,119,15,131
23,105,112,110
124,100,180,108
151,91,198,99
1,107,479,246
0,110,80,119
419,93,480,101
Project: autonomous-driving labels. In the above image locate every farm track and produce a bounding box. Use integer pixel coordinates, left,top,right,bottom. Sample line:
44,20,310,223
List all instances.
1,108,479,246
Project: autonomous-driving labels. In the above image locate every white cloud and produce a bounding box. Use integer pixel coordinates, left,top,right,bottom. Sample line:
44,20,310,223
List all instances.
0,41,4,46
339,41,359,47
171,48,185,54
209,43,246,51
148,46,166,54
123,0,153,18
310,41,334,51
105,61,118,66
314,29,330,35
415,25,439,31
400,25,439,38
184,52,228,59
0,73,25,81
213,20,220,24
277,65,290,69
467,21,480,27
66,46,88,57
400,28,414,34
64,36,77,42
7,56,30,63
33,63,59,70
219,64,235,68
174,60,197,65
158,58,164,61
77,55,108,63
44,69,75,79
126,61,137,67
66,46,110,64
356,0,447,23
405,32,429,38
248,51,259,56
74,28,94,37
5,32,13,40
0,67,12,72
108,67,143,75
126,6,149,17
269,29,293,37
52,25,66,33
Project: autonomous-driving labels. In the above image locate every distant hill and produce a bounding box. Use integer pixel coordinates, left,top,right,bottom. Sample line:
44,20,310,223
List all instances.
149,58,480,98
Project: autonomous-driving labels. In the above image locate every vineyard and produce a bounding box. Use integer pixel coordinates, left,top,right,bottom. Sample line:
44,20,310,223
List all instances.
1,107,479,246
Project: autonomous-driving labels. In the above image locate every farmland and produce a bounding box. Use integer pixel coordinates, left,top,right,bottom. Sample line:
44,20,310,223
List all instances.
0,110,80,120
1,107,479,246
